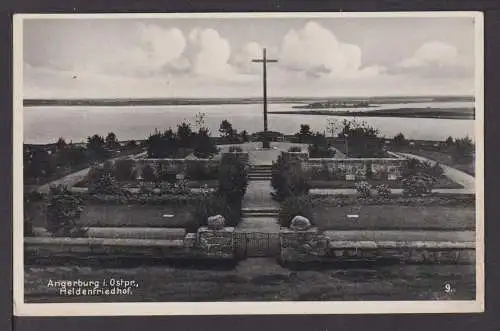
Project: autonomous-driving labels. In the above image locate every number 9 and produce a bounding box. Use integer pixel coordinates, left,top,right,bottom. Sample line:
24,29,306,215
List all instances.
444,283,451,293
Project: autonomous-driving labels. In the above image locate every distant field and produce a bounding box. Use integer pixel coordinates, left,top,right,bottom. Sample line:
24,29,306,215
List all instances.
23,95,474,107
269,107,474,120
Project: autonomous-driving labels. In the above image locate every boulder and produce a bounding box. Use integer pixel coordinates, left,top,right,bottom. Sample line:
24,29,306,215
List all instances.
207,214,226,230
290,215,312,231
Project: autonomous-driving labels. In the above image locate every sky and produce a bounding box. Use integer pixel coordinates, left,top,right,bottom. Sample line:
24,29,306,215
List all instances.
22,15,477,99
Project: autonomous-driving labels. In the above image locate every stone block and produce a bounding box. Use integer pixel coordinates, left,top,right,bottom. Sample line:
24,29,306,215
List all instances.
184,233,197,248
207,214,226,230
197,226,235,258
388,173,398,181
290,215,312,231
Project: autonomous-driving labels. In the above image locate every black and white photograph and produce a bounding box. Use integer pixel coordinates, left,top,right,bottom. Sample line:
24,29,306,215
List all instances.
13,12,484,315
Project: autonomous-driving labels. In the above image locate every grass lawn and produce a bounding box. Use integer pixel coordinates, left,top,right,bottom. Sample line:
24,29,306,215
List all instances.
24,263,475,302
309,177,462,189
27,202,195,228
396,148,475,176
311,205,475,231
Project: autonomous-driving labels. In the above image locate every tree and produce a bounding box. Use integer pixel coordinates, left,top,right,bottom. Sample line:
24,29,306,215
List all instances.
393,133,407,147
193,128,218,158
452,136,474,163
26,148,55,180
177,122,193,148
240,130,249,143
219,119,238,143
340,119,382,157
326,118,341,140
296,124,312,143
56,137,67,150
445,136,454,147
105,132,119,149
87,134,109,160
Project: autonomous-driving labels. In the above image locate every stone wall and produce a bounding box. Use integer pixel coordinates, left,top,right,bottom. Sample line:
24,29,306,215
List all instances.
280,227,329,263
135,158,220,177
306,158,408,180
279,226,475,265
280,151,408,180
196,226,235,259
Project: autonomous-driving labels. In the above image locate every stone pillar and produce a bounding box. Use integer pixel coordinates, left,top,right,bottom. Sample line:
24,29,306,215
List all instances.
279,216,328,263
196,215,235,259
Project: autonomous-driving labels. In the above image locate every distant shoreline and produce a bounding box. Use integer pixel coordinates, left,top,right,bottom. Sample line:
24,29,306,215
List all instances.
23,95,474,107
269,107,475,120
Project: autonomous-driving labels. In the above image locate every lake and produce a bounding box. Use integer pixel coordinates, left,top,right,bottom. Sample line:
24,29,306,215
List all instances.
23,102,476,144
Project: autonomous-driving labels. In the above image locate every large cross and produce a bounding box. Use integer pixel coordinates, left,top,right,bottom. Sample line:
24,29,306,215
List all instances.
252,48,278,149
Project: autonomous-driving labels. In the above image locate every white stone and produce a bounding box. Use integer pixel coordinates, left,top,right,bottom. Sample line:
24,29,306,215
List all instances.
346,174,355,181
388,174,397,181
290,215,312,231
207,214,226,229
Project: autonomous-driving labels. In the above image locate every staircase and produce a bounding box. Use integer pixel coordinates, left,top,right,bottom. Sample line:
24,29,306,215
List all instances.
238,207,280,232
248,164,273,181
242,207,279,218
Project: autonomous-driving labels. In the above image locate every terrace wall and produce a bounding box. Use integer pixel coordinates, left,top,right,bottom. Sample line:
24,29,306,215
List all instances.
279,226,475,265
280,151,408,180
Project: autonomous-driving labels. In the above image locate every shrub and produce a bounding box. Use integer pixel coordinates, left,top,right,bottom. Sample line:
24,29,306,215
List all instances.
271,155,310,200
45,186,87,237
191,194,241,232
141,164,157,182
375,184,391,198
185,161,218,180
279,195,314,227
354,181,372,198
308,144,335,158
228,145,243,153
452,136,474,163
218,154,248,202
193,128,218,158
401,174,436,197
288,146,302,152
113,159,136,181
88,165,122,194
403,158,444,179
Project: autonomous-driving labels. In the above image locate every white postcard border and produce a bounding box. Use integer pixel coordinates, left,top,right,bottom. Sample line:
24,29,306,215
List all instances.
12,11,485,316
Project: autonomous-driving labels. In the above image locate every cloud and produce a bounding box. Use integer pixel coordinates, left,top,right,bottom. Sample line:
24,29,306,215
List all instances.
278,21,384,80
395,41,473,78
188,28,234,78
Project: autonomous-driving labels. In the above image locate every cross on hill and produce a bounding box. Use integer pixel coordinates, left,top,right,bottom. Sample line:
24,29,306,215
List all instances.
252,48,278,149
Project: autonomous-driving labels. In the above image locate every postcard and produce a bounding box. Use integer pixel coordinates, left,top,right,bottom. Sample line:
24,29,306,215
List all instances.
13,11,484,316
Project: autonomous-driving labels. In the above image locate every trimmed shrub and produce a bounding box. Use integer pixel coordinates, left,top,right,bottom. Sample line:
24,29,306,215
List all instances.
354,181,372,198
375,184,391,198
271,155,310,200
88,165,122,195
141,164,157,182
401,174,436,197
113,159,136,181
218,154,248,202
45,186,87,237
279,195,314,227
185,161,218,180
